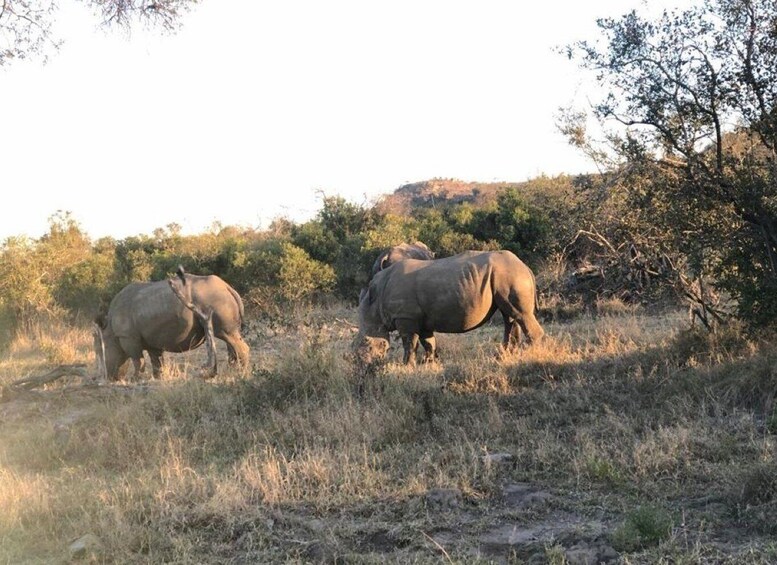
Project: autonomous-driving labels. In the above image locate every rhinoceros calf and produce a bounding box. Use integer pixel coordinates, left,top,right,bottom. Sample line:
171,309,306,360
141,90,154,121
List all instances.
94,269,249,380
356,250,543,364
370,241,435,278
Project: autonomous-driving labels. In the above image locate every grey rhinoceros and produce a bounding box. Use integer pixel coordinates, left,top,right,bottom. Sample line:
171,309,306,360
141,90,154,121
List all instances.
356,250,543,364
94,268,250,380
371,241,435,277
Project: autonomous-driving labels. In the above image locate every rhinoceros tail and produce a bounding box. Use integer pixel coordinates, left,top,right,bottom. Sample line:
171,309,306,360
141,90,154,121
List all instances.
176,265,187,286
226,284,246,331
531,269,541,315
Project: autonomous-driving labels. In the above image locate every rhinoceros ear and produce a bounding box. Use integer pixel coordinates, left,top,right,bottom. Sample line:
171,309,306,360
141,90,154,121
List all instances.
367,283,378,305
358,286,377,305
176,265,187,285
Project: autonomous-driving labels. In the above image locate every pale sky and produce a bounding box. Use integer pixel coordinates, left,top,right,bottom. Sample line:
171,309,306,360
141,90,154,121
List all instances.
1,0,691,241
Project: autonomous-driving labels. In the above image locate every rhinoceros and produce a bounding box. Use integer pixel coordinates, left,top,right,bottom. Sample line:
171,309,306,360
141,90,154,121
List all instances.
356,250,543,364
371,241,435,277
93,268,250,380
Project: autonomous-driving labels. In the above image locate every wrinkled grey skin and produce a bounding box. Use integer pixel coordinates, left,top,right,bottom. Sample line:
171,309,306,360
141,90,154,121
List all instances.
370,241,435,278
94,273,249,380
356,250,544,365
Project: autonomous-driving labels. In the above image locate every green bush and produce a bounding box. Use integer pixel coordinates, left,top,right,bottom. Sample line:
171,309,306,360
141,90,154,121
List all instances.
0,236,55,337
611,505,673,552
278,242,336,302
53,250,118,319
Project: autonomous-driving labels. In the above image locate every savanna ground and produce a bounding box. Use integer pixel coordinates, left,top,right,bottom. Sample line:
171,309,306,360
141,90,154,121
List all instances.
2,301,777,564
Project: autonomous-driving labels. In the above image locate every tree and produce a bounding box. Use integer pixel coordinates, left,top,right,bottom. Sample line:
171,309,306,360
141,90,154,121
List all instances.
0,212,95,334
468,188,552,263
292,195,380,298
0,0,197,66
567,0,777,326
316,194,375,242
277,243,336,302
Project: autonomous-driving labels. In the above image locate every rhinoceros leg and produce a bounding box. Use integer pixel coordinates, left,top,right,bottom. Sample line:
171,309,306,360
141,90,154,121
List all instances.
148,349,164,378
517,314,544,345
420,332,438,363
119,337,146,379
496,291,544,349
130,356,145,378
401,333,419,365
502,316,522,352
395,319,422,365
218,331,250,368
225,343,237,364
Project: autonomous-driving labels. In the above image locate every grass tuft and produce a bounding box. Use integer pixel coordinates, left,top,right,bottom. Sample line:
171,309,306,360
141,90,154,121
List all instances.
611,504,674,552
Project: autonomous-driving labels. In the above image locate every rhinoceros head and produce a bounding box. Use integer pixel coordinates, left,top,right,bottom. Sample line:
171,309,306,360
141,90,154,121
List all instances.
92,319,129,380
353,286,390,363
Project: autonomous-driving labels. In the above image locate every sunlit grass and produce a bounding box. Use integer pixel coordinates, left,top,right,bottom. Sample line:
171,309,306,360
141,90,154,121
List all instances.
0,304,775,562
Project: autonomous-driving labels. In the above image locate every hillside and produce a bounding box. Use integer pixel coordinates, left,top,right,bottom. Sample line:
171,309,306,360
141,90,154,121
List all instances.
374,178,529,215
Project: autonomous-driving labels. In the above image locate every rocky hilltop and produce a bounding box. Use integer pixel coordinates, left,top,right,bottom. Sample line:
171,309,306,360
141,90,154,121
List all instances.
374,178,528,215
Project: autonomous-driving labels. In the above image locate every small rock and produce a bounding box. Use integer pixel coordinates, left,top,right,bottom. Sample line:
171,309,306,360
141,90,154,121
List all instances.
480,523,546,551
565,547,598,565
565,542,619,565
53,423,71,446
424,488,462,510
503,483,554,508
305,518,325,532
599,544,619,561
482,452,516,467
527,552,550,565
69,533,103,560
304,540,336,563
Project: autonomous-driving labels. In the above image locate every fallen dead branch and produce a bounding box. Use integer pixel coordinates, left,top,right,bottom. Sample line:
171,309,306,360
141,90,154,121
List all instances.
334,317,359,330
1,364,90,402
561,227,732,330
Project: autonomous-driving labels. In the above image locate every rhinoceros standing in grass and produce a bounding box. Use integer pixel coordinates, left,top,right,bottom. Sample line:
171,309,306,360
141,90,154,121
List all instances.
371,241,435,277
356,250,543,365
93,267,249,380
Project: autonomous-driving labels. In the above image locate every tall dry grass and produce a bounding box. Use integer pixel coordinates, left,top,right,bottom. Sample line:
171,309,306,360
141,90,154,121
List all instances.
0,303,776,562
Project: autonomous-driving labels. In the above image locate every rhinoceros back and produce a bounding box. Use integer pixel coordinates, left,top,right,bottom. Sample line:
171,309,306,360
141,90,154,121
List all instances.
108,282,165,338
133,281,199,350
187,275,244,331
379,250,536,333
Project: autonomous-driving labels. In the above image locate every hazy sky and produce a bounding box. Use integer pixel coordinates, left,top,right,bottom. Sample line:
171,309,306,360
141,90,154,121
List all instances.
1,0,691,241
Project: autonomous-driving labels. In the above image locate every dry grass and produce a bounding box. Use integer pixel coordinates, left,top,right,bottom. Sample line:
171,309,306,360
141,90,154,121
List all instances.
0,319,93,386
1,306,777,562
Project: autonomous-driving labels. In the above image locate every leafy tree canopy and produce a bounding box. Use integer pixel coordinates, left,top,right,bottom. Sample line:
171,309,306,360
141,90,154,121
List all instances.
566,0,777,326
0,0,196,66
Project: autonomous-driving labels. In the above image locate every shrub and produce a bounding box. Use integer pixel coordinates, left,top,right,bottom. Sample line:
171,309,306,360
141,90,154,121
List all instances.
611,505,673,552
278,243,336,302
54,250,117,319
584,456,625,487
0,236,56,335
262,331,352,405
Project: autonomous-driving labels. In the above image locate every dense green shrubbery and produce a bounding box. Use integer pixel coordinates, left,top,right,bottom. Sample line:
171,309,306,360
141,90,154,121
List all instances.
0,165,750,343
0,181,583,340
